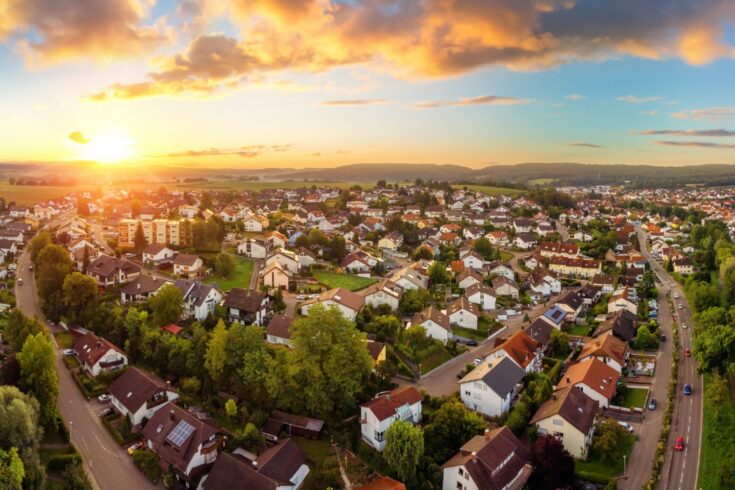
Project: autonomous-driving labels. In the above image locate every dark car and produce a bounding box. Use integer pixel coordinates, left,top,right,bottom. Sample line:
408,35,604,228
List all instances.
465,339,478,346
683,383,692,396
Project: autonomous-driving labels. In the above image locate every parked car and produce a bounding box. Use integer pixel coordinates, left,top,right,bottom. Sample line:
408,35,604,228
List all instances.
97,394,111,403
648,398,657,410
456,370,466,379
674,436,684,451
127,441,143,455
682,324,688,329
684,348,691,357
660,334,667,342
99,407,115,417
17,278,22,286
617,421,634,433
679,304,683,309
683,383,692,396
63,349,77,357
28,264,33,271
465,339,478,346
473,358,484,366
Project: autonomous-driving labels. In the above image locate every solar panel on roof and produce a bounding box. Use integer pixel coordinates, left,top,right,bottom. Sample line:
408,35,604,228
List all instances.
166,420,195,447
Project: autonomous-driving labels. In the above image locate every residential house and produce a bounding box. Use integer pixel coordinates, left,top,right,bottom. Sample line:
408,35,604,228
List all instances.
457,269,484,290
299,287,364,321
485,261,514,280
378,232,404,251
492,275,520,299
225,288,271,325
366,340,387,369
592,309,639,342
390,266,429,291
673,258,694,275
265,314,294,347
267,250,299,275
120,275,171,303
556,358,620,408
342,254,371,274
548,257,602,279
524,318,554,353
73,332,127,377
175,279,223,321
108,367,179,429
578,333,629,374
465,283,497,311
142,244,176,265
237,239,268,259
556,290,586,322
261,261,291,289
539,241,580,259
540,305,566,330
243,215,269,232
592,274,616,294
487,331,542,373
441,427,532,490
461,251,485,271
459,357,525,418
447,296,479,330
607,287,637,315
142,403,222,487
173,254,204,278
361,280,403,311
530,386,598,459
360,387,422,451
514,232,537,250
411,306,452,344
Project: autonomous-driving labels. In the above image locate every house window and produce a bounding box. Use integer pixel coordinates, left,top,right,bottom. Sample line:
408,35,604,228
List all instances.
374,430,385,442
458,468,464,477
553,418,564,427
456,483,463,490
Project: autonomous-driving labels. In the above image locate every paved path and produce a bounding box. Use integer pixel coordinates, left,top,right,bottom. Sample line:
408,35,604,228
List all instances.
16,249,156,490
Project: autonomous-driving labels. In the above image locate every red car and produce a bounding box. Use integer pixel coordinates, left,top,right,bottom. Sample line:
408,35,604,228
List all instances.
684,348,691,357
674,437,685,451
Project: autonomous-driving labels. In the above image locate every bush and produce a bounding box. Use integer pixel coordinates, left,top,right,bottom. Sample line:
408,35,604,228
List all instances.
547,359,563,383
133,448,161,484
46,452,82,473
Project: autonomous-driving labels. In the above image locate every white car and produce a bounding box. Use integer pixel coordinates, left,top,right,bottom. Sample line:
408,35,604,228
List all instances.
97,394,111,403
617,421,634,433
682,324,688,329
473,358,484,366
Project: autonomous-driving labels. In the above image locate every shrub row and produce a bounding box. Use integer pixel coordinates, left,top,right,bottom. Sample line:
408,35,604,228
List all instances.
46,452,82,473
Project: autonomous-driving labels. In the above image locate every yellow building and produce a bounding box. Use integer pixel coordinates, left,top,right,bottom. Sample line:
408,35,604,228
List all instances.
118,219,186,248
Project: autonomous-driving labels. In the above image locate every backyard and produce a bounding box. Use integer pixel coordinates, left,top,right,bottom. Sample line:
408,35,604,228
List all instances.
313,271,377,291
203,257,253,291
619,386,649,409
576,432,635,483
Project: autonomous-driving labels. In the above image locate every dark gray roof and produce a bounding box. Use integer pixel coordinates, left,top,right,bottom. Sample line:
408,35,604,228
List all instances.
464,357,525,397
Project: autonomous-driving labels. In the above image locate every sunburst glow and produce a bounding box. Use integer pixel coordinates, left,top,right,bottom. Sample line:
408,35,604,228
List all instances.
78,131,136,164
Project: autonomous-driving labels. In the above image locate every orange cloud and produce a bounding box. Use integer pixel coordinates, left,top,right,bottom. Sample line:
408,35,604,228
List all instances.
1,0,171,65
83,0,735,100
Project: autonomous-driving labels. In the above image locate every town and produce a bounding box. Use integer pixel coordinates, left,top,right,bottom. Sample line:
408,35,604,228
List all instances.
1,179,732,490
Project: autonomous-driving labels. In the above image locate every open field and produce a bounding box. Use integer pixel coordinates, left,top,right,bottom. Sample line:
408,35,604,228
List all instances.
177,180,371,191
313,271,377,291
459,184,526,197
203,257,253,291
528,178,556,186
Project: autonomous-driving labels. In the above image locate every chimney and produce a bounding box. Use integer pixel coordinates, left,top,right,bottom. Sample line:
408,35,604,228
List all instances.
566,377,570,384
137,283,141,290
169,409,175,421
484,429,490,441
552,393,557,401
471,451,477,463
251,461,258,469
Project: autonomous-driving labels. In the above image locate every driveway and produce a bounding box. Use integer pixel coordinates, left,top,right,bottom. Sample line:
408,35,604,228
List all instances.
15,249,156,490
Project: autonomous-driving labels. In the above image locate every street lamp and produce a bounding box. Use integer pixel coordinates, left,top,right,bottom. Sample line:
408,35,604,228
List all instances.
69,421,72,441
623,454,627,478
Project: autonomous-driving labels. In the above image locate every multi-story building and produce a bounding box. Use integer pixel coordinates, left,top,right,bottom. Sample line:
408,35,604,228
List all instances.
118,218,186,247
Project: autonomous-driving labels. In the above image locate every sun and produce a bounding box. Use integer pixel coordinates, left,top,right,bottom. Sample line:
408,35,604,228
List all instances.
79,131,136,164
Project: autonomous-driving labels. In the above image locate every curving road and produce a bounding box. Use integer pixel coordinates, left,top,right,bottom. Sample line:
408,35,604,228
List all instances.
15,248,156,490
637,228,702,490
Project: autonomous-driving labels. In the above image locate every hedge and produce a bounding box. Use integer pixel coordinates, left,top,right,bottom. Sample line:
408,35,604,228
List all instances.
46,452,82,473
101,414,139,446
576,469,612,485
547,359,563,383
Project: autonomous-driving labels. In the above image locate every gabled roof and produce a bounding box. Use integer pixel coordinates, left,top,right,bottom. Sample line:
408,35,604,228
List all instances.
73,332,125,368
530,385,598,435
301,287,365,312
543,305,566,325
361,386,422,422
494,331,540,369
411,306,450,331
108,367,170,414
525,318,554,346
265,314,293,340
459,357,525,397
225,288,267,313
120,275,170,295
173,253,201,266
579,333,628,366
556,358,620,401
447,296,479,317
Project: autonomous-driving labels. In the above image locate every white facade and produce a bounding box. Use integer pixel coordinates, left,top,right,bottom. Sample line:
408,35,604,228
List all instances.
360,401,422,451
415,319,450,344
460,379,512,418
111,390,179,427
449,308,478,329
467,290,496,311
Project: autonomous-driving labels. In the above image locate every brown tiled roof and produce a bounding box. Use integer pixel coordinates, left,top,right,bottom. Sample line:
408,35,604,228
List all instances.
556,358,620,401
496,331,540,369
265,314,293,340
366,340,386,361
256,438,308,485
225,288,266,313
411,306,450,331
579,333,628,366
173,253,200,266
447,296,479,317
361,386,422,422
108,367,169,414
530,385,598,435
73,332,125,368
301,287,364,312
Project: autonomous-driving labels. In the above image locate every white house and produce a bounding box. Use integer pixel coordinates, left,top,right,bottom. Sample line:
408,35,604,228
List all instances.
300,288,364,321
174,279,223,321
459,357,525,417
173,253,204,277
261,261,291,289
556,358,620,408
266,250,299,274
237,239,268,259
465,283,497,311
73,333,128,377
447,296,479,329
360,387,422,451
531,386,598,459
410,306,452,344
142,244,176,265
361,280,403,311
108,367,179,428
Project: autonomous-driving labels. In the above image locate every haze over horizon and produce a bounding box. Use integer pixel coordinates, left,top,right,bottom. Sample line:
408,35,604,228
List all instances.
1,0,735,168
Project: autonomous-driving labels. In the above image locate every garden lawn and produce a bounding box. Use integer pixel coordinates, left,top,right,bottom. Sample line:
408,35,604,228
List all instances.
294,437,331,466
620,386,649,409
313,272,377,291
698,373,735,490
55,332,74,348
566,324,591,336
576,434,634,482
203,257,253,291
453,326,487,342
499,251,514,262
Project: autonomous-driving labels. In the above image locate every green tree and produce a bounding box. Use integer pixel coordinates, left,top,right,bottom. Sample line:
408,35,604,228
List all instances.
0,447,24,490
3,310,44,353
0,386,44,489
234,325,273,406
225,399,237,418
592,419,632,464
384,420,424,483
133,222,147,256
28,232,52,264
634,325,658,350
694,324,735,374
205,320,229,385
62,272,99,327
473,237,496,260
60,460,92,490
214,253,237,278
133,449,161,484
428,261,450,285
35,244,73,321
548,329,570,358
147,284,183,327
17,333,58,427
423,400,486,463
288,305,372,418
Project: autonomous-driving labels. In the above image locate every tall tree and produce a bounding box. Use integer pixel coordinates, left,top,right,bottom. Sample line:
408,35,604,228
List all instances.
133,222,147,256
0,447,24,490
3,310,44,353
288,305,372,418
428,261,450,286
62,272,99,327
592,419,632,465
384,420,424,483
528,435,575,490
205,320,229,386
17,333,58,428
214,253,237,278
0,386,44,489
423,400,486,463
147,284,183,327
35,244,73,321
28,232,51,264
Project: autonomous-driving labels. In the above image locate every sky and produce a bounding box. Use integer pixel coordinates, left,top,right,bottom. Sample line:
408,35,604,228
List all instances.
1,0,735,169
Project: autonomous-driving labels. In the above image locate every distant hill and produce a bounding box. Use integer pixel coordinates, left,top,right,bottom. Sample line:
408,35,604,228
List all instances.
279,162,735,187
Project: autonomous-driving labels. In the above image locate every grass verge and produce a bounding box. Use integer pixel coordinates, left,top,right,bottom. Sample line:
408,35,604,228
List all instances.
313,272,377,291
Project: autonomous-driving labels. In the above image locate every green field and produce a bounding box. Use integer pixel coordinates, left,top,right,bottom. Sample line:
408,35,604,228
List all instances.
177,180,371,191
203,257,253,291
459,184,526,197
528,178,556,186
620,386,649,409
313,271,377,291
698,373,735,490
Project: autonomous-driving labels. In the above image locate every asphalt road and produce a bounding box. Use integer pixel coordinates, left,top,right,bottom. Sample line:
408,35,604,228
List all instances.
637,229,702,490
15,249,156,490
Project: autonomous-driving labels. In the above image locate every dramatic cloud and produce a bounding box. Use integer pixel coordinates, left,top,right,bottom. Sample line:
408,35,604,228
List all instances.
566,142,604,148
670,107,735,121
616,95,662,104
164,143,293,158
83,0,735,100
412,95,531,109
68,131,91,144
320,99,389,106
655,140,735,149
0,0,171,64
638,129,735,137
